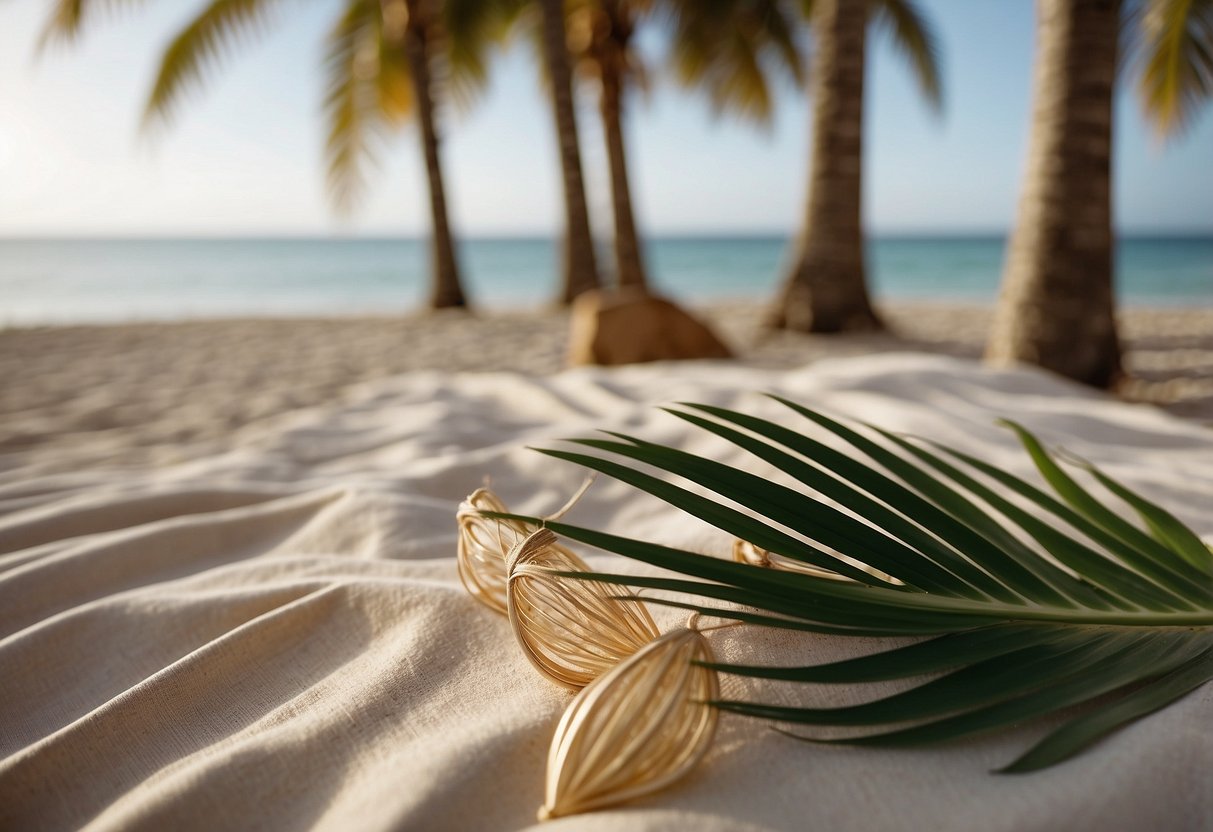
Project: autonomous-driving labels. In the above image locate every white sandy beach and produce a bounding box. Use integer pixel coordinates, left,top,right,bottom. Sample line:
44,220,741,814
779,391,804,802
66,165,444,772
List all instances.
2,325,1211,830
1,301,1210,478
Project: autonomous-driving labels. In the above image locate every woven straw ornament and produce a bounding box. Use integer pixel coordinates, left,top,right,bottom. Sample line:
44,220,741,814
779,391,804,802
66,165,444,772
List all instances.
457,487,593,615
506,528,660,689
539,625,720,820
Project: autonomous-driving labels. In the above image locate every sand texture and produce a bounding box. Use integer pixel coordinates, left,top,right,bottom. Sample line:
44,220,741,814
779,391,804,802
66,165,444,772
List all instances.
0,302,1209,476
3,351,1211,831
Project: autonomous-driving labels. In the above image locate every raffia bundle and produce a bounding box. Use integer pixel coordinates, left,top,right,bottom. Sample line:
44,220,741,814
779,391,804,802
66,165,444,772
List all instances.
539,626,720,820
456,488,527,614
456,488,591,615
506,528,660,690
457,490,721,819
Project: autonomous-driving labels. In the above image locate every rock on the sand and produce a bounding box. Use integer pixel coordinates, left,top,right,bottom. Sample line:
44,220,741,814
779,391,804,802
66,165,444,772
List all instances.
567,289,733,366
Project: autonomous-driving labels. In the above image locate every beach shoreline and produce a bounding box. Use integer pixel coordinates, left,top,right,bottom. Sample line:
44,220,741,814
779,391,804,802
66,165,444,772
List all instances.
2,301,1210,475
5,236,1210,327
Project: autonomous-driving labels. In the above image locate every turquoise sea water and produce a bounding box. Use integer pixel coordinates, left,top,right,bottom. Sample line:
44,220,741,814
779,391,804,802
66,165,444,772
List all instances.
0,236,1209,325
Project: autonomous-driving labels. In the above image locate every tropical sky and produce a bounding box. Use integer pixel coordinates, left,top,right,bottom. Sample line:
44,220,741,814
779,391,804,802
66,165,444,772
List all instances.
2,0,1211,237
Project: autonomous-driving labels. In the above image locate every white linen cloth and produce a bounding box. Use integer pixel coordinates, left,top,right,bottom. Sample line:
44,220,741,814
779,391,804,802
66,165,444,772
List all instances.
1,354,1210,831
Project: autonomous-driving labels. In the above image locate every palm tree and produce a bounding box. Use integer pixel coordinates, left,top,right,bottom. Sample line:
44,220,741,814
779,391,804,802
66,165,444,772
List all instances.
566,0,652,291
40,0,500,310
571,0,800,294
560,0,809,300
555,0,751,364
538,0,602,303
770,0,942,333
987,0,1213,388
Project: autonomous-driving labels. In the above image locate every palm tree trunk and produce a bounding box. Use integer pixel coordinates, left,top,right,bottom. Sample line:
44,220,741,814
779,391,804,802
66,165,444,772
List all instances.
986,0,1121,387
770,0,880,333
597,1,648,293
402,9,466,309
540,0,600,304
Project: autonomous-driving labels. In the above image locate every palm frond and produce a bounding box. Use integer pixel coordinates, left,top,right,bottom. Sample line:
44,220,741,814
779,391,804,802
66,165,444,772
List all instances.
442,0,526,110
1131,0,1213,138
142,0,289,129
871,0,943,113
323,0,402,213
662,0,804,125
489,398,1212,772
38,0,101,47
38,0,90,46
36,0,155,50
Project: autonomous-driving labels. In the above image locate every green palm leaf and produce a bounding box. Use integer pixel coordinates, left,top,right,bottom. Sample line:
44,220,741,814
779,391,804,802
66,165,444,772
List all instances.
143,0,291,128
37,0,92,45
443,0,527,109
323,0,403,212
662,0,804,124
488,398,1212,772
1129,0,1213,138
871,0,943,112
36,0,147,47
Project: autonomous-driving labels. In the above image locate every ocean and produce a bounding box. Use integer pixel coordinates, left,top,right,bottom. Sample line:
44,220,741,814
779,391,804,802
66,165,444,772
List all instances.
1,235,1209,325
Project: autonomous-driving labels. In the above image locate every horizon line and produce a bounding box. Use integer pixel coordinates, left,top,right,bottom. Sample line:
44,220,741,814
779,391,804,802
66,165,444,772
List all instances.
4,229,1213,242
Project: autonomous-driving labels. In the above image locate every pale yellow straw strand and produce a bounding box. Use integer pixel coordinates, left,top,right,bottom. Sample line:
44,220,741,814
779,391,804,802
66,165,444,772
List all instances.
457,483,596,615
506,528,659,689
732,538,901,584
539,627,719,820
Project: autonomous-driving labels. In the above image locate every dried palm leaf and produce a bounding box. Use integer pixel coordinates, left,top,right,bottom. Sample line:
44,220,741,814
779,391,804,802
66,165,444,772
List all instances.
457,481,595,615
733,538,899,584
506,528,659,689
540,625,719,820
457,488,535,614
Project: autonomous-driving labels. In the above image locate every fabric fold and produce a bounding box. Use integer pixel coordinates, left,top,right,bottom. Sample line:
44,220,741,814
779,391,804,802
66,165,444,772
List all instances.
1,355,1209,831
